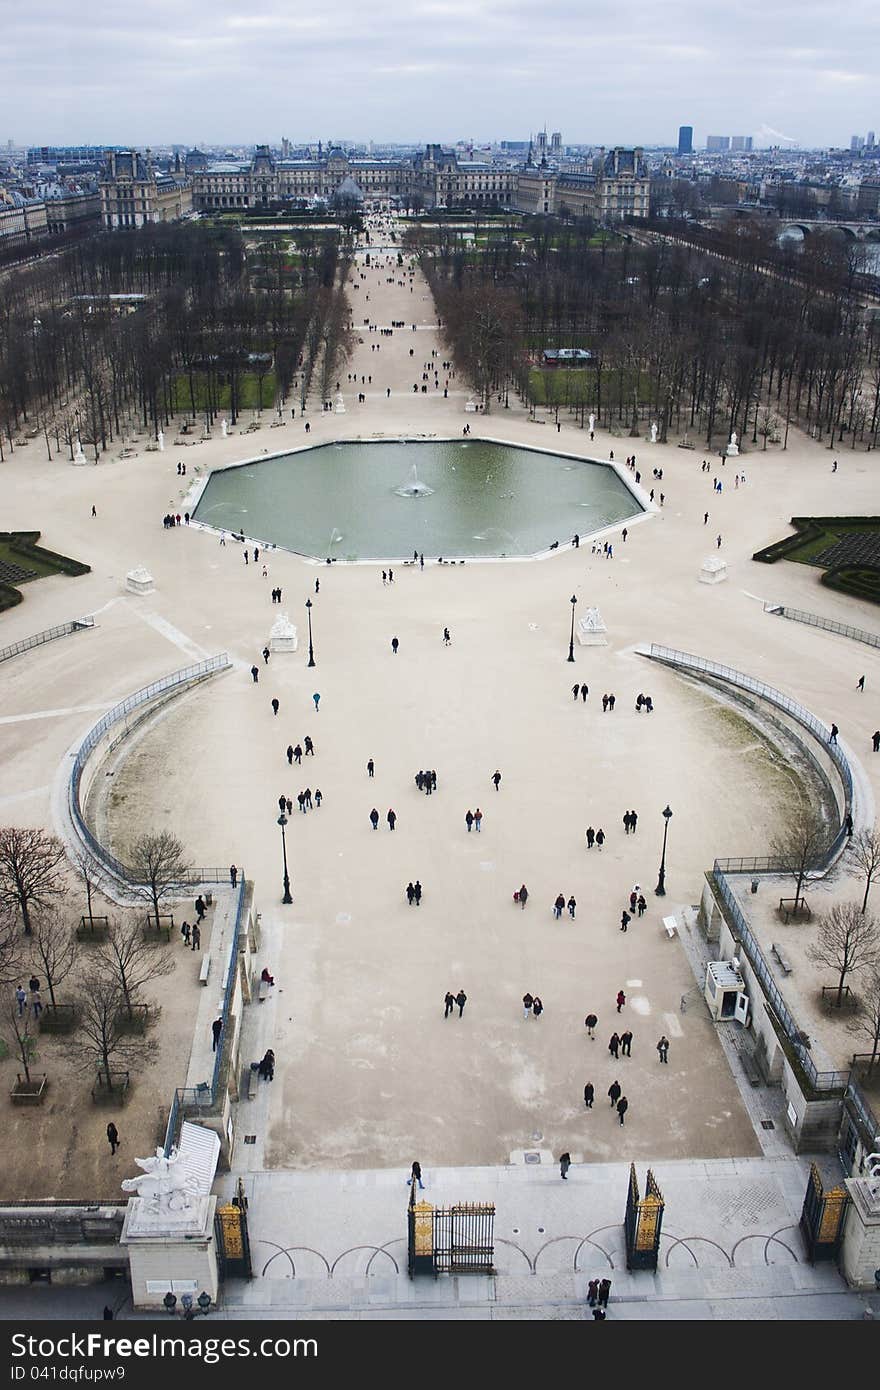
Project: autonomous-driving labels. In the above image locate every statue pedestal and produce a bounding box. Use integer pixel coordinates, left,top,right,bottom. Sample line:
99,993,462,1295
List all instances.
841,1178,880,1289
126,566,155,595
72,447,90,466
577,607,608,646
121,1195,219,1309
699,557,727,585
726,443,739,457
269,613,298,653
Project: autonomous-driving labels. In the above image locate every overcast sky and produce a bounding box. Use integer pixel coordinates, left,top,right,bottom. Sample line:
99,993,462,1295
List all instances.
4,0,877,149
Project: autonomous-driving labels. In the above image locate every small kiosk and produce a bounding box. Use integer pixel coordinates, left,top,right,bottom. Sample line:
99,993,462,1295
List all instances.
704,960,749,1024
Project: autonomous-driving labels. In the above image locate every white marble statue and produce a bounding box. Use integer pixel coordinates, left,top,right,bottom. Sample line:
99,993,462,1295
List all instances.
650,421,658,444
157,430,164,452
582,606,606,631
588,412,596,434
221,417,228,438
726,430,740,458
73,439,87,464
121,1146,200,1211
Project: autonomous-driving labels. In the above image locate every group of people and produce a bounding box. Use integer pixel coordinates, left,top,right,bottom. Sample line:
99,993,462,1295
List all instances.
405,881,423,905
370,807,397,829
443,990,467,1018
464,809,483,832
522,992,544,1019
415,769,437,794
553,893,576,919
286,737,314,764
634,694,654,712
279,789,322,814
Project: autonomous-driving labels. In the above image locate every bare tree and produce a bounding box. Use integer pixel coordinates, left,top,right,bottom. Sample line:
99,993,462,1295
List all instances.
72,977,157,1090
3,999,36,1086
29,910,78,1009
128,832,192,930
808,902,880,1008
848,827,880,914
0,827,67,935
0,905,21,987
72,849,105,929
851,967,880,1075
769,810,832,912
95,918,174,1022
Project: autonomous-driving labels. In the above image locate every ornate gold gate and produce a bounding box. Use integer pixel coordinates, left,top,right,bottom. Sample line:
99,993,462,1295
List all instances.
799,1163,848,1264
624,1163,665,1270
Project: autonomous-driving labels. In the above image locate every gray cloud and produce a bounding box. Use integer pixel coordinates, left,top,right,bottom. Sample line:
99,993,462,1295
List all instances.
4,0,878,146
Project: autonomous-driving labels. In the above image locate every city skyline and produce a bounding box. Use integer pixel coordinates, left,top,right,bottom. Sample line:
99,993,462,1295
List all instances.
4,0,878,149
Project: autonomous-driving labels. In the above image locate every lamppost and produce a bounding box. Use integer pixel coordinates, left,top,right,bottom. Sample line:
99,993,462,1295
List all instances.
277,812,292,904
567,594,578,662
655,805,673,897
306,597,315,667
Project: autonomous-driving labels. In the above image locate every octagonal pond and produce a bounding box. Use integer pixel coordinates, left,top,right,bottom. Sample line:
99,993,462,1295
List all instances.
193,439,642,560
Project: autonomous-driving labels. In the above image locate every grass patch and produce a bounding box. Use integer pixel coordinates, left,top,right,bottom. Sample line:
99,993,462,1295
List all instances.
170,370,278,413
753,516,880,605
0,531,90,612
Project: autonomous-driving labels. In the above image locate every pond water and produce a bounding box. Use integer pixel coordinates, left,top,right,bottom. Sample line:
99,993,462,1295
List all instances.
193,438,642,561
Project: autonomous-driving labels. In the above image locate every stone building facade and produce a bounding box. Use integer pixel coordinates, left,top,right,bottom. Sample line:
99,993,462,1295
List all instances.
100,151,193,229
104,144,651,224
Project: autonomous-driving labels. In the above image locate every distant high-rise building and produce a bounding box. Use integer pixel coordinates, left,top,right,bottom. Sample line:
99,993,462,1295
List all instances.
706,135,730,152
867,131,876,148
677,125,693,155
851,135,864,151
730,136,752,152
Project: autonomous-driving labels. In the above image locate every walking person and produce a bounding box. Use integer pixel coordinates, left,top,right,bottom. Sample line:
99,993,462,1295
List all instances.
251,665,259,683
455,989,467,1018
15,985,26,1016
584,1082,594,1109
857,675,865,692
829,723,839,744
391,636,399,654
657,1035,669,1063
387,808,397,830
492,769,502,791
367,757,375,777
620,910,630,933
313,692,321,712
406,1161,425,1190
181,920,191,946
465,810,474,832
616,989,626,1013
262,646,270,664
609,1032,620,1059
522,992,534,1019
608,1080,621,1108
532,996,544,1019
195,895,206,923
567,895,576,918
191,923,201,951
229,864,238,888
596,829,605,851
414,880,422,905
587,1279,599,1307
572,683,580,701
211,1017,223,1052
444,991,455,1018
517,884,529,909
585,826,595,849
271,698,280,716
637,894,647,917
554,893,565,920
621,1030,633,1057
370,808,380,830
598,1278,611,1308
294,744,303,764
474,808,482,832
287,745,294,765
584,1012,597,1039
106,1122,120,1155
559,1152,571,1180
304,735,314,756
617,1096,628,1125
406,882,415,906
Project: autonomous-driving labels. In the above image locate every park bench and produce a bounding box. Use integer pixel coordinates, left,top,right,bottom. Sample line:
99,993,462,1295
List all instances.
242,1064,257,1101
771,943,793,976
662,915,677,939
739,1050,761,1087
198,955,211,985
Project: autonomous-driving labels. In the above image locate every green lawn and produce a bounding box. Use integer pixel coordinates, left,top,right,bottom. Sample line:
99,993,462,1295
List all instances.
170,371,279,413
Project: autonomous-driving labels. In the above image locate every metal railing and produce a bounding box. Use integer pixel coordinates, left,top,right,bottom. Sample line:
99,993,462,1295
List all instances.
764,602,880,650
0,616,94,664
648,644,853,865
710,862,850,1093
68,654,230,886
164,876,248,1155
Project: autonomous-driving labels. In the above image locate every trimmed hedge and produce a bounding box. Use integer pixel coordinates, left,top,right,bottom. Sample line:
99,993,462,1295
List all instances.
0,531,90,578
753,516,880,565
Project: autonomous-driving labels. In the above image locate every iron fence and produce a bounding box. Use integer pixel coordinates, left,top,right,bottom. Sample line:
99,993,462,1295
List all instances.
68,654,230,885
764,602,880,650
0,616,94,664
648,644,853,866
